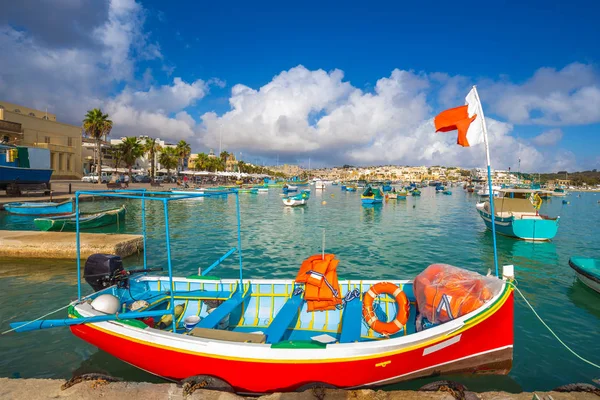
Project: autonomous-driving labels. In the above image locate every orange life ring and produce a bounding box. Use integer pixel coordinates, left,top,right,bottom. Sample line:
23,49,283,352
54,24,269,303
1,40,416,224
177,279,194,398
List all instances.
362,282,410,336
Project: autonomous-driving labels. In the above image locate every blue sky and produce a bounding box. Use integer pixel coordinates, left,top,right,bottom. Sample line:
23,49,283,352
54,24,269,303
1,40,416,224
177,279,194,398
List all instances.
1,0,599,171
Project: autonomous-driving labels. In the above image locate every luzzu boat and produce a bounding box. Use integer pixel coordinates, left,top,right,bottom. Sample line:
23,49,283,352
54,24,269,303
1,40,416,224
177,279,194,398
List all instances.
361,186,384,204
282,185,298,194
476,189,559,241
3,199,73,215
10,190,515,394
568,257,600,294
34,205,126,232
382,182,392,192
345,185,357,192
283,190,310,207
411,189,421,196
553,187,567,197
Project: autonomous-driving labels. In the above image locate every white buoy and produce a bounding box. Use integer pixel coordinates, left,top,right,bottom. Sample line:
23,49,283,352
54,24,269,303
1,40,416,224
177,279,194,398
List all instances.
91,294,120,314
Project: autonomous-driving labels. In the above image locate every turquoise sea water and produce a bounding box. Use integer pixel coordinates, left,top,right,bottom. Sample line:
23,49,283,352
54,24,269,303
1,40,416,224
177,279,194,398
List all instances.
0,187,599,391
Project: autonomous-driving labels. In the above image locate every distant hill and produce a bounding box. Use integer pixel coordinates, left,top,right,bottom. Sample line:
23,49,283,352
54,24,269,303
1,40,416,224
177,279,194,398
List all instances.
521,170,600,186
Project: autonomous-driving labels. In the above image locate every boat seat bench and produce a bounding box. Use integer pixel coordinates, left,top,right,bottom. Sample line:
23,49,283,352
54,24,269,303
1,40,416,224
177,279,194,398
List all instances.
339,297,363,343
265,295,304,344
145,290,233,301
197,292,249,329
189,327,266,343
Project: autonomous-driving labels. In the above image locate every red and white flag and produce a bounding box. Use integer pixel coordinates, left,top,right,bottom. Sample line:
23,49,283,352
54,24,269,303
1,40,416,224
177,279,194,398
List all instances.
434,88,485,147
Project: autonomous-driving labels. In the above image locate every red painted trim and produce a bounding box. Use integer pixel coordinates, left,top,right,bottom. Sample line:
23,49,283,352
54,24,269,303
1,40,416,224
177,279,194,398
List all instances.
71,293,513,393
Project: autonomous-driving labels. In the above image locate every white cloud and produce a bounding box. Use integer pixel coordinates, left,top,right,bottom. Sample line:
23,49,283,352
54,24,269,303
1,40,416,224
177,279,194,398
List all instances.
485,63,600,125
114,78,208,114
532,129,563,146
0,0,201,142
200,65,555,171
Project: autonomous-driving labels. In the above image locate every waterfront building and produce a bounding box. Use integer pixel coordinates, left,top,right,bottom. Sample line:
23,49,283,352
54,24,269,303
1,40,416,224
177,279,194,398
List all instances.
0,101,82,179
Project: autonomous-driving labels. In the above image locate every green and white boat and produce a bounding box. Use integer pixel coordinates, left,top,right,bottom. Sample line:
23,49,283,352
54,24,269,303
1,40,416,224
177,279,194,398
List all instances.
34,205,126,232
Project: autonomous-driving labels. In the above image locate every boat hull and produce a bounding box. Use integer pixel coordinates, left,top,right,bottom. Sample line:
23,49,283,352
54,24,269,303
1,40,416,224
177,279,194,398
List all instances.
34,206,126,231
569,257,600,294
0,165,53,189
3,200,73,216
477,209,559,241
70,287,513,393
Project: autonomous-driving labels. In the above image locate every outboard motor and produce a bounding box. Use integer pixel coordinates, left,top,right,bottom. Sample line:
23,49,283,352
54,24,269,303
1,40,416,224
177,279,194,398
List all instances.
84,254,125,291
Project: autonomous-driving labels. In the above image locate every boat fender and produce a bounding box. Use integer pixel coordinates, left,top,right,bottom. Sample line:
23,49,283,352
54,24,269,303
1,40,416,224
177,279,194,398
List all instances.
362,282,410,336
90,294,121,314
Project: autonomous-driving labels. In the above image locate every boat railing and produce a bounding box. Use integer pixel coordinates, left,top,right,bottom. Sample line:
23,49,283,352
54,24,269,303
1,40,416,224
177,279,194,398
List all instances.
72,188,245,332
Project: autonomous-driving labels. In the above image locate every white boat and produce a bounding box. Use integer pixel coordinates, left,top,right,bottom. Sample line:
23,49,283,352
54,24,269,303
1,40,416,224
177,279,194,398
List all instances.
477,185,501,197
315,180,326,190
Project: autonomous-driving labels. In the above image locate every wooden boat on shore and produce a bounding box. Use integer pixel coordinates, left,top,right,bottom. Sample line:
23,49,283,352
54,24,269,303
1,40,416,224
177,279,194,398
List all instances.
9,189,515,394
3,199,73,216
568,257,600,294
34,205,126,232
476,189,559,241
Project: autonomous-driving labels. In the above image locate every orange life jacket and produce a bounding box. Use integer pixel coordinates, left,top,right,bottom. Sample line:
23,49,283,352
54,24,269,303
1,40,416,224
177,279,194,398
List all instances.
295,254,342,311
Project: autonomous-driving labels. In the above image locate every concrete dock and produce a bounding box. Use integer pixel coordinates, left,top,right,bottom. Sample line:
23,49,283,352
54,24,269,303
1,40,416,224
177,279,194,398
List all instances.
0,379,597,400
0,230,143,259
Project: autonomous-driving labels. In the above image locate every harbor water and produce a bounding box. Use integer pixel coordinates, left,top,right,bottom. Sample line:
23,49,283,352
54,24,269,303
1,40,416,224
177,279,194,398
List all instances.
0,187,598,391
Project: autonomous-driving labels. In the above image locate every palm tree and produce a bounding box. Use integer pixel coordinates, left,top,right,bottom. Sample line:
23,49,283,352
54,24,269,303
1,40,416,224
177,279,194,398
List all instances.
108,147,123,169
158,146,178,180
82,108,113,184
176,140,191,172
194,152,209,171
143,138,161,182
119,137,143,178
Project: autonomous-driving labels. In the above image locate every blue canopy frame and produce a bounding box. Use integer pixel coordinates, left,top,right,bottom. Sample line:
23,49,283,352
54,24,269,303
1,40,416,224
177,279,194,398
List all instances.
73,188,244,332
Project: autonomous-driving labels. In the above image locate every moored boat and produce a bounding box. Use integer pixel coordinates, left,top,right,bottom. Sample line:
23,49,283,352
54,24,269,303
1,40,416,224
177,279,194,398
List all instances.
568,257,600,294
411,189,421,196
382,181,392,192
9,189,515,394
345,185,357,192
361,185,383,204
3,199,73,216
283,185,298,194
443,190,452,195
34,205,126,232
476,189,559,241
283,190,310,207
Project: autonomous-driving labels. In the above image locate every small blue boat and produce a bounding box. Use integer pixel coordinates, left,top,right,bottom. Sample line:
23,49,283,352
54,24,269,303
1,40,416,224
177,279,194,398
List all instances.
282,185,298,194
568,257,600,294
382,181,392,192
346,185,357,192
340,185,347,191
476,189,559,241
443,190,452,195
435,184,445,193
3,199,74,216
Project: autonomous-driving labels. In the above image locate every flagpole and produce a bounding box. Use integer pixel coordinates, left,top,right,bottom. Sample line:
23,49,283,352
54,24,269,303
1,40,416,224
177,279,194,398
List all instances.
472,85,499,277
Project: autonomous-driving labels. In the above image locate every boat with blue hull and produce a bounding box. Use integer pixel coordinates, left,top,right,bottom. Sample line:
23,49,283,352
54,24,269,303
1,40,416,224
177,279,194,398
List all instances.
382,181,392,192
361,186,383,205
3,199,73,215
0,144,53,189
568,257,600,294
476,189,559,241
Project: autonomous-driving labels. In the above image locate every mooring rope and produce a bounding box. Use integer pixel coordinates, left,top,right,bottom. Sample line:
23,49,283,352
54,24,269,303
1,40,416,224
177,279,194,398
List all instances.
508,281,600,369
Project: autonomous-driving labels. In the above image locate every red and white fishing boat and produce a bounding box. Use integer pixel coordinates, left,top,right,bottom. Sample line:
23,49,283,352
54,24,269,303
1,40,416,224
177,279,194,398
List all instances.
10,87,516,394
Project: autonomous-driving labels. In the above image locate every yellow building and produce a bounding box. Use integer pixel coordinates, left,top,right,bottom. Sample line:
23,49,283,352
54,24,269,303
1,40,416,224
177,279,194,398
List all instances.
0,101,82,179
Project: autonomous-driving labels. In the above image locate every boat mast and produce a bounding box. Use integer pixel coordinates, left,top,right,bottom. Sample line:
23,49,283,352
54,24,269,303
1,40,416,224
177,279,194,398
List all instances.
473,86,499,277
